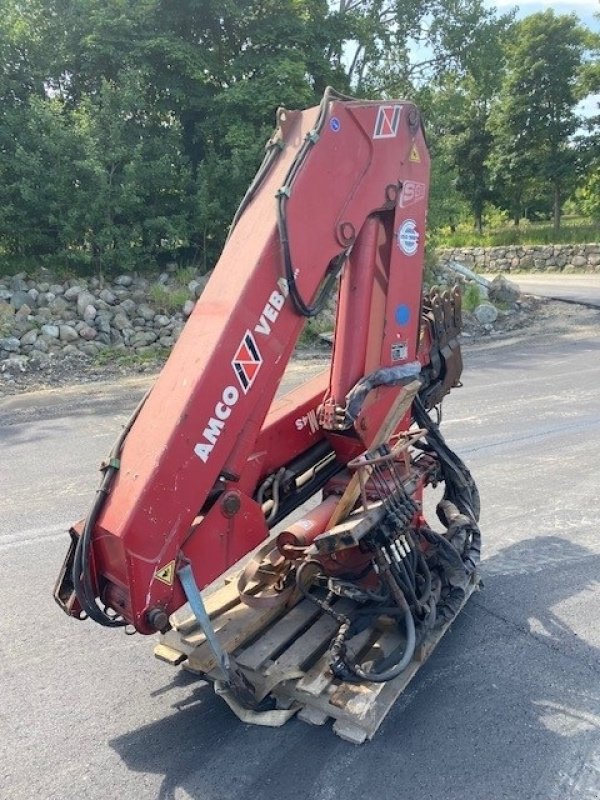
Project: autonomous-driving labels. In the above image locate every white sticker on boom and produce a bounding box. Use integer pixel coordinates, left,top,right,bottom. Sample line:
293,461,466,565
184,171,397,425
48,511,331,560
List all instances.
391,342,408,361
397,219,419,256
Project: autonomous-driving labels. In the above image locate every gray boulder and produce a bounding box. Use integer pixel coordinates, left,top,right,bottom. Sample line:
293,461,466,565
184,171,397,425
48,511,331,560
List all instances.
83,304,97,323
64,285,83,301
59,325,79,343
33,337,49,353
9,274,28,292
41,324,60,338
0,336,20,352
20,329,38,346
10,290,30,311
99,288,117,305
488,275,520,305
49,296,69,315
76,291,96,316
138,304,156,322
183,299,195,317
473,303,498,325
79,324,97,341
113,312,131,331
118,298,136,315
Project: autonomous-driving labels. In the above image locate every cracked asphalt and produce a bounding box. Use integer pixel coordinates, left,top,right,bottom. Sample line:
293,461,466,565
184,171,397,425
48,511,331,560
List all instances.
2,316,600,800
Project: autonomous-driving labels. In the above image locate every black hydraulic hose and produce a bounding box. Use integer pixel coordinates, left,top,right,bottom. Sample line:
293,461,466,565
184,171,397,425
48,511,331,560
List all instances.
351,603,416,683
276,86,354,317
414,394,480,522
72,389,151,627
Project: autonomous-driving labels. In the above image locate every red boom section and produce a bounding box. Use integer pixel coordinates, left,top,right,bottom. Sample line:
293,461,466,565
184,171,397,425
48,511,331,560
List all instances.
69,97,431,633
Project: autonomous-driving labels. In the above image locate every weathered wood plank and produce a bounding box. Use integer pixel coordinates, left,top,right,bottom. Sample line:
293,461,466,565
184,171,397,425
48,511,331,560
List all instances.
294,627,373,697
266,600,354,680
170,576,243,634
237,600,321,671
328,630,401,717
185,602,287,674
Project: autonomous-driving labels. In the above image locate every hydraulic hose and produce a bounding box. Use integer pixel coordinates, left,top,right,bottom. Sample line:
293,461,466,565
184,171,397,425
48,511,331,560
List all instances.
350,603,416,683
72,389,151,627
276,86,354,317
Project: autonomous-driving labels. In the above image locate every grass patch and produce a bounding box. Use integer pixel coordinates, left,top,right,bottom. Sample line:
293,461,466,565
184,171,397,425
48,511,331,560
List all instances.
94,345,170,368
297,315,334,347
436,217,600,248
148,284,189,314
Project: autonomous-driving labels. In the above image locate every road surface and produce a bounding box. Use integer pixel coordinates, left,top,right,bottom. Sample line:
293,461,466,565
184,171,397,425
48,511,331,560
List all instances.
2,327,600,800
513,272,600,308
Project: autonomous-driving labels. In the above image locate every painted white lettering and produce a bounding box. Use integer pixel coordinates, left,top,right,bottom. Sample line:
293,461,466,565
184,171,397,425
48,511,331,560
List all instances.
203,417,224,445
270,291,285,310
194,443,213,463
222,385,239,406
263,303,277,323
254,316,271,336
215,402,230,421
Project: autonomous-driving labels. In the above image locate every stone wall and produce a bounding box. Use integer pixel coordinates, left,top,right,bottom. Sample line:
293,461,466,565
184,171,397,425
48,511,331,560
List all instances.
437,243,600,273
0,269,208,369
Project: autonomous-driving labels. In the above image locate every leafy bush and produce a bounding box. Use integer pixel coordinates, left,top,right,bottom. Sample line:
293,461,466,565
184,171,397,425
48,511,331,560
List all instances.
462,283,482,312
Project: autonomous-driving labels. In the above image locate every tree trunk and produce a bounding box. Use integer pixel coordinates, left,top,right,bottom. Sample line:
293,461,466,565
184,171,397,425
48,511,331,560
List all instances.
553,183,561,233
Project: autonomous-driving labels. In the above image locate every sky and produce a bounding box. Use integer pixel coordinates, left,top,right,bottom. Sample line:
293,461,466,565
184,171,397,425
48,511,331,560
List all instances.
492,0,599,30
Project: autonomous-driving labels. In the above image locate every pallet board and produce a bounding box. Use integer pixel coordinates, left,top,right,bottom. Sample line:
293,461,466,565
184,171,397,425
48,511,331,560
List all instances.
155,573,479,743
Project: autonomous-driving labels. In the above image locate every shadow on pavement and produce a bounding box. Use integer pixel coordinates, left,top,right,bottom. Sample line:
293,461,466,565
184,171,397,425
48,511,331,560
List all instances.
110,535,600,800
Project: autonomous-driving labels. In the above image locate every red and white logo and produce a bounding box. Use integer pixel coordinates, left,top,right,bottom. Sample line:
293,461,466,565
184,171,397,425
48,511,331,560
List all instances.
373,105,402,139
232,331,262,393
399,181,426,209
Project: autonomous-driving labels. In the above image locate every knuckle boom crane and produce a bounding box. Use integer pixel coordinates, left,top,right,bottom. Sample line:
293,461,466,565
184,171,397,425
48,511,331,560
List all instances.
55,89,481,733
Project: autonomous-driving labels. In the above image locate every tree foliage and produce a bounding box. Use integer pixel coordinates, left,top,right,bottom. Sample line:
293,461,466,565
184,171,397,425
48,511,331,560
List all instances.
0,1,597,273
488,11,588,231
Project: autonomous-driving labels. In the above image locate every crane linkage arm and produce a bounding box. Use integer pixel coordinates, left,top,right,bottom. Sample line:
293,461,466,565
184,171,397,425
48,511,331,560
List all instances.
54,89,462,634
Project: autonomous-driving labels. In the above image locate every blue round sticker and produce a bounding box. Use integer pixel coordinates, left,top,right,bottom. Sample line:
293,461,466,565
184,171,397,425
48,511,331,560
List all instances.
395,304,411,326
330,117,341,133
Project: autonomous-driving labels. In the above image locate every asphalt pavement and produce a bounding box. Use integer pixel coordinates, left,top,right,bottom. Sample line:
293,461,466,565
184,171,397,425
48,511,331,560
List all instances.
2,320,600,800
513,272,600,308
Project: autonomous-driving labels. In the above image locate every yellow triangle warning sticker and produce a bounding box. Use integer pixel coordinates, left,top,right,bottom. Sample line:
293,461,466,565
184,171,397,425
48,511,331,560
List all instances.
155,560,175,586
409,143,421,163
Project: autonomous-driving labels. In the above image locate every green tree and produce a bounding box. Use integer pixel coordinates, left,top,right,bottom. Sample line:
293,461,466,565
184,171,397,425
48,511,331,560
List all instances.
488,11,588,231
418,3,513,233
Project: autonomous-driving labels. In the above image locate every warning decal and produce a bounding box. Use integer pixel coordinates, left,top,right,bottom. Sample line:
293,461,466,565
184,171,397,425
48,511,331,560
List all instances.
155,560,175,586
232,330,262,394
409,143,421,162
373,105,402,139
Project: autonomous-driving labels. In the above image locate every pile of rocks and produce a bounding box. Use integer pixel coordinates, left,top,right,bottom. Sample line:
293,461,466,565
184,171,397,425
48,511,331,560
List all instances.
0,270,209,378
432,263,534,339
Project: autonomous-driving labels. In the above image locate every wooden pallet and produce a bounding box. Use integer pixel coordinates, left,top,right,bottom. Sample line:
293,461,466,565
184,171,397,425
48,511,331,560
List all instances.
155,573,479,744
